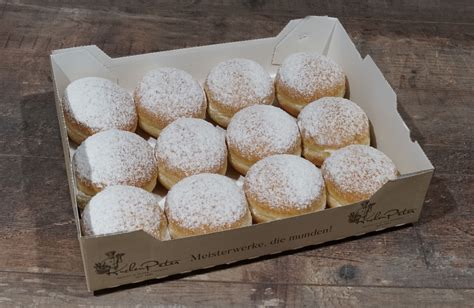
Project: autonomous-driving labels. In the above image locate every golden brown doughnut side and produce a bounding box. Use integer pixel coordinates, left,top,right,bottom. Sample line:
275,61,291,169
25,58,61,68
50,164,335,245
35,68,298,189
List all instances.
75,171,158,199
323,176,370,208
134,92,207,137
64,113,138,145
63,107,95,144
157,158,227,190
275,74,346,117
166,208,252,239
65,103,139,145
205,90,235,128
204,83,275,128
156,209,170,241
227,138,302,175
245,187,326,223
302,134,371,167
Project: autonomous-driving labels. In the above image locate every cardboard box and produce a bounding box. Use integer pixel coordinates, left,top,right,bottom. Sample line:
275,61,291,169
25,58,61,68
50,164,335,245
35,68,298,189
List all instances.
50,16,434,291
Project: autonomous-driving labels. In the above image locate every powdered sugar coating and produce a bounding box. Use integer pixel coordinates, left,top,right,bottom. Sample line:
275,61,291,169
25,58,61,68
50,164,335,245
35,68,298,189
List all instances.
298,97,369,147
205,58,274,110
135,68,206,124
155,118,227,175
277,52,345,97
245,154,324,210
165,174,248,230
226,105,300,158
64,77,136,132
322,145,398,196
73,129,157,189
82,185,164,237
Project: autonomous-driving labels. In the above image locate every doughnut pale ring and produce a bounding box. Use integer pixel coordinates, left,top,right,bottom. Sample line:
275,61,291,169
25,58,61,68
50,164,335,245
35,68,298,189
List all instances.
298,97,370,166
275,52,346,116
226,105,302,175
82,185,169,240
134,68,207,137
63,77,137,144
244,154,326,223
154,118,227,190
165,174,252,239
73,129,158,202
204,58,274,128
321,145,398,208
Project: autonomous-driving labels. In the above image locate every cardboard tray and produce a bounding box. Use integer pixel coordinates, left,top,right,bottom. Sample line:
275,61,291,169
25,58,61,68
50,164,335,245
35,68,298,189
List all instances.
50,16,434,291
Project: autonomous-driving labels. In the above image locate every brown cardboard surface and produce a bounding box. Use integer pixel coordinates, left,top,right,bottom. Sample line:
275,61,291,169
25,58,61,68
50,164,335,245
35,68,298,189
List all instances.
50,16,434,291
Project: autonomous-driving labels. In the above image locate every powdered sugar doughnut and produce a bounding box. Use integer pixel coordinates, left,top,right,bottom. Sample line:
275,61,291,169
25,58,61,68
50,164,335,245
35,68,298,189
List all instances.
165,174,252,238
73,129,158,200
226,105,301,175
82,185,169,240
154,118,227,190
204,58,274,128
63,77,137,144
134,68,207,137
244,154,326,223
276,52,346,116
321,145,398,208
298,97,370,166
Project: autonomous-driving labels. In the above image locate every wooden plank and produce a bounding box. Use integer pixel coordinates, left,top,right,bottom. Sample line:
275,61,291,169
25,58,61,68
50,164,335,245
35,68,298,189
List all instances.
0,92,64,158
0,272,472,306
5,0,474,24
0,156,82,275
358,38,474,93
1,2,473,57
397,89,473,149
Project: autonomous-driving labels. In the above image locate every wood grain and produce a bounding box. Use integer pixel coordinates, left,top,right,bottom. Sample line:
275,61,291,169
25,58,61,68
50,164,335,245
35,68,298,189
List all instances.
0,0,472,305
0,272,473,307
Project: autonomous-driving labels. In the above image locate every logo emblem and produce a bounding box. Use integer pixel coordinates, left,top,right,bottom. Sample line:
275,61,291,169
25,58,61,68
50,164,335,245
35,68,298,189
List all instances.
348,200,416,224
94,251,125,275
348,200,374,224
93,251,180,276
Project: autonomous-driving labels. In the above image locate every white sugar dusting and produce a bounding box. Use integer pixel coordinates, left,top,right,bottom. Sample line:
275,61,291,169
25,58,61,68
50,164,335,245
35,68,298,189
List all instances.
277,52,345,96
298,97,369,147
245,155,324,210
322,145,398,195
73,129,156,188
64,77,136,131
135,68,206,123
155,118,227,175
82,185,163,236
165,174,248,229
226,105,300,158
205,58,274,109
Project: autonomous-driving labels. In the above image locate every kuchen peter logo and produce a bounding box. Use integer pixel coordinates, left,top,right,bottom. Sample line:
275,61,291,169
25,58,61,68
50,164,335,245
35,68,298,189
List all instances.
348,200,415,224
94,251,179,276
94,251,124,274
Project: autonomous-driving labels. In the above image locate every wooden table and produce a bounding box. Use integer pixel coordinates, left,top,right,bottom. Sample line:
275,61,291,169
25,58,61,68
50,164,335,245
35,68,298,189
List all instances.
1,0,473,306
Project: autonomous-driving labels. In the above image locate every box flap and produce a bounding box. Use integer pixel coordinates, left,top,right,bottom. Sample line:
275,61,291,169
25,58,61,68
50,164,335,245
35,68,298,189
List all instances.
354,56,433,173
107,37,277,91
50,49,117,97
272,16,337,64
325,19,363,98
